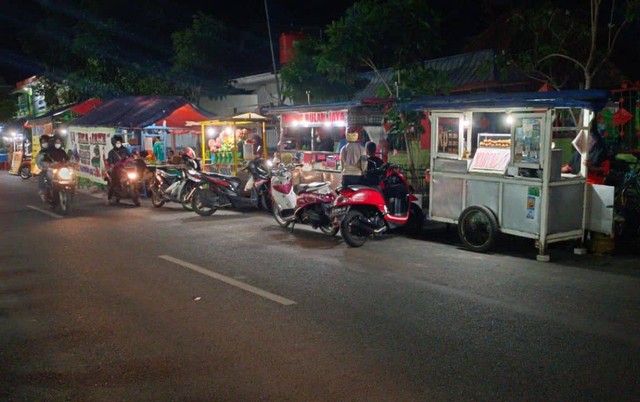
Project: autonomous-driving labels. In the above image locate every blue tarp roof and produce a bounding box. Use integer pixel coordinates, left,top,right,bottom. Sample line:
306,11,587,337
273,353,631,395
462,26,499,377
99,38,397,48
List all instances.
400,90,610,112
68,96,214,128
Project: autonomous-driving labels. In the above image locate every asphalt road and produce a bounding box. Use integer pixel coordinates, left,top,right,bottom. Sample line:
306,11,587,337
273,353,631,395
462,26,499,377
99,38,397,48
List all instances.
1,171,639,402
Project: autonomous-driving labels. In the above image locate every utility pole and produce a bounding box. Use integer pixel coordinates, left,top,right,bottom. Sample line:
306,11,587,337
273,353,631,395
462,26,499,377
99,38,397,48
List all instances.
264,0,282,105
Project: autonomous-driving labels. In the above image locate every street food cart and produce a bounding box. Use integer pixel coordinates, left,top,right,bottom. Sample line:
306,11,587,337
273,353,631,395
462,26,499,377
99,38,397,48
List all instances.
191,112,269,177
402,90,611,261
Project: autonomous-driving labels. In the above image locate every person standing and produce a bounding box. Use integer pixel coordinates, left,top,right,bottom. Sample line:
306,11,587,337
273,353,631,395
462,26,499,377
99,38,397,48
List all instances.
152,136,165,163
364,141,384,185
340,132,366,187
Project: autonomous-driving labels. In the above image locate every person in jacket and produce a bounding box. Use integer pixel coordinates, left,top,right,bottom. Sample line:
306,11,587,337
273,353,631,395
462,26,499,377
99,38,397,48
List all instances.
364,141,384,185
106,135,133,201
46,135,70,163
340,132,366,187
36,134,52,197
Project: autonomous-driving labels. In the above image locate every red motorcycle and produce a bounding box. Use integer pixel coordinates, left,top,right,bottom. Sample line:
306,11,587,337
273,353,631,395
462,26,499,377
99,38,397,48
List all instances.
330,163,424,247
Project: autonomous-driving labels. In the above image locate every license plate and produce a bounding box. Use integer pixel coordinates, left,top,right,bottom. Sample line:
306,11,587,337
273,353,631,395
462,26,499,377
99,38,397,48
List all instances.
329,206,348,218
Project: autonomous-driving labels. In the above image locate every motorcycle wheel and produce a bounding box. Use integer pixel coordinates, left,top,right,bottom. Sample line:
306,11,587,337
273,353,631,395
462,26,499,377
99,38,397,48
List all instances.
179,185,194,211
131,187,141,207
151,188,165,207
320,223,339,236
57,191,72,215
272,204,290,228
260,193,272,212
340,210,368,247
20,166,31,179
404,204,424,237
192,188,217,216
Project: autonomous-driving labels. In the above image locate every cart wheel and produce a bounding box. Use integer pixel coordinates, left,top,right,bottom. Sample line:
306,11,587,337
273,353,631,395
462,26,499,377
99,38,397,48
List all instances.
457,205,498,253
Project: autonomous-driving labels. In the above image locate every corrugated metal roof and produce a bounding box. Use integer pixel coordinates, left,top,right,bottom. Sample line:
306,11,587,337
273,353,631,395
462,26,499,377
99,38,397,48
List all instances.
353,49,496,100
400,90,610,112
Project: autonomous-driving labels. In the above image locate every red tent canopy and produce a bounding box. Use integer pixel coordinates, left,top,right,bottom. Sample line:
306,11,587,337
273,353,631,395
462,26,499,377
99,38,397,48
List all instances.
154,103,213,133
69,98,102,115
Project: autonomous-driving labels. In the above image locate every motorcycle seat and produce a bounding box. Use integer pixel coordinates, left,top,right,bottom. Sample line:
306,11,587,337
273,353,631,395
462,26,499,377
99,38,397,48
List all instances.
294,181,331,194
201,172,242,188
344,185,384,195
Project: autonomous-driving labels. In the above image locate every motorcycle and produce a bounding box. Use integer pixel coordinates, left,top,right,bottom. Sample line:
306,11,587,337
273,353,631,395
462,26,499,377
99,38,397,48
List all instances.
190,159,271,216
149,162,200,211
42,161,76,215
330,163,424,247
104,159,141,206
269,163,338,236
241,157,273,211
19,159,32,179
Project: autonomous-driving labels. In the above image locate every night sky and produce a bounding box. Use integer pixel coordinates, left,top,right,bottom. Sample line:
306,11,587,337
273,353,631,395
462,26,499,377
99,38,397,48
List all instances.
1,0,637,86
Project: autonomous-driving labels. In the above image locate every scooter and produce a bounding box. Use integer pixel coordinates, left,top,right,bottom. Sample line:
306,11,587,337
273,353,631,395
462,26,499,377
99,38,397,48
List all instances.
330,163,424,247
42,162,76,215
242,157,272,211
104,159,141,206
269,163,338,236
190,160,270,216
149,162,200,211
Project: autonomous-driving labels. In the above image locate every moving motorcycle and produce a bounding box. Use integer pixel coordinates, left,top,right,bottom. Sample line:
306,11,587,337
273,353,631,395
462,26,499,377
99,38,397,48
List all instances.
190,158,271,216
105,159,141,206
42,161,76,215
270,163,338,235
150,161,200,210
331,163,424,247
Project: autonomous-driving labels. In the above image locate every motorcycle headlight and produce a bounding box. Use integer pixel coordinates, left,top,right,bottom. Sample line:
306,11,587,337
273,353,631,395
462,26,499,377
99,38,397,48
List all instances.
127,171,138,180
57,167,73,181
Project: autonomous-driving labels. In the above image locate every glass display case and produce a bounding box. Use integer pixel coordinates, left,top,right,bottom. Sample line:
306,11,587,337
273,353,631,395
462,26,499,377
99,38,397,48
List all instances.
477,133,511,149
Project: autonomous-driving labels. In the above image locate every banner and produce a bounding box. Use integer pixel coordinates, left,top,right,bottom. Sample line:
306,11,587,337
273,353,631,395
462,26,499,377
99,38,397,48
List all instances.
69,127,115,184
9,151,22,174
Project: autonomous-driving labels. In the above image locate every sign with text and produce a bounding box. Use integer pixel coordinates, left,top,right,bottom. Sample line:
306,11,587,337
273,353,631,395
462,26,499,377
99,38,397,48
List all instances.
469,147,511,174
68,127,115,184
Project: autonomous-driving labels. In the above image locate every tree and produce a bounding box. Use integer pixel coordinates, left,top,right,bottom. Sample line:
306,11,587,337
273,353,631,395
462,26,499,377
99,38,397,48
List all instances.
500,0,640,89
171,12,235,105
280,0,442,103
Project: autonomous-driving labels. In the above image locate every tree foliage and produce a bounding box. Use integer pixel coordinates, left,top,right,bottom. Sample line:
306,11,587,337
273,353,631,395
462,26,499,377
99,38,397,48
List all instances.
499,0,640,89
280,0,442,103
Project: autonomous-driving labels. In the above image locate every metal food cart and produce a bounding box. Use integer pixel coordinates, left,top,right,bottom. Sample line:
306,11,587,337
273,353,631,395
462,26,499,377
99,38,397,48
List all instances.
403,90,611,261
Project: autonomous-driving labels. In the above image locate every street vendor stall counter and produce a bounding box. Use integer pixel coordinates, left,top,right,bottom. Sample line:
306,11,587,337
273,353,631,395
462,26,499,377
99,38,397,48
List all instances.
404,90,612,261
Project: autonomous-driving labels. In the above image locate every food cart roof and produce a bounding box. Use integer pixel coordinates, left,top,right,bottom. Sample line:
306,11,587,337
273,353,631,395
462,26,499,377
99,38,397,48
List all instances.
400,90,609,112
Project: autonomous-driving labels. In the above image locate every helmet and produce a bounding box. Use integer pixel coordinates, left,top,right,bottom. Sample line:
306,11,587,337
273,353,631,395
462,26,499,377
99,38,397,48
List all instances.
51,134,63,144
39,134,51,145
111,135,124,145
183,146,196,160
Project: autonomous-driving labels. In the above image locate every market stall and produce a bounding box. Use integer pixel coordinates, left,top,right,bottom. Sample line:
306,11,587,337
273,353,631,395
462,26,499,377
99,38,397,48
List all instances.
402,90,611,261
188,112,269,177
67,96,213,185
265,101,386,188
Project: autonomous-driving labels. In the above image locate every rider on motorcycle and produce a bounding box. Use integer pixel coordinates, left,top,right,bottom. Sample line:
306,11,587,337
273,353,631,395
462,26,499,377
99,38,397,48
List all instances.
106,135,133,202
36,134,52,198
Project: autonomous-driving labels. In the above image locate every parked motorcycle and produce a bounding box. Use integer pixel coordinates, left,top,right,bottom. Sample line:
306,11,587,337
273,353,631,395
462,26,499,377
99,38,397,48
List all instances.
190,159,271,216
331,163,424,247
242,157,272,211
42,161,76,215
150,163,200,210
104,159,141,206
269,163,338,235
